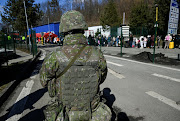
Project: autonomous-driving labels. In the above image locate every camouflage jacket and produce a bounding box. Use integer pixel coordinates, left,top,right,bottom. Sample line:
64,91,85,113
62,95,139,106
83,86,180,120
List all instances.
40,34,107,99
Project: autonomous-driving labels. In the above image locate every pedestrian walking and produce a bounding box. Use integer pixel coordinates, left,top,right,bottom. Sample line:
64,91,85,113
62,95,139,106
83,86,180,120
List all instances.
107,35,111,47
144,36,147,48
40,10,111,121
101,35,104,46
147,35,151,48
139,35,144,49
133,36,138,48
115,36,119,47
136,38,139,48
22,36,25,43
164,34,172,49
112,36,116,46
151,35,155,48
88,35,95,45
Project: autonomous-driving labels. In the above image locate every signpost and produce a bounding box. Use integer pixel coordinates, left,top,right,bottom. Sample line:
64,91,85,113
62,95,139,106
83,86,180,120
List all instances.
122,26,130,37
168,0,179,35
153,5,158,63
122,26,129,48
120,27,122,57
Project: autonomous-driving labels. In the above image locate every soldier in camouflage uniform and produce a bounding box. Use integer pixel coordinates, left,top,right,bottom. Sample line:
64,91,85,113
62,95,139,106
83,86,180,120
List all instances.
40,10,111,121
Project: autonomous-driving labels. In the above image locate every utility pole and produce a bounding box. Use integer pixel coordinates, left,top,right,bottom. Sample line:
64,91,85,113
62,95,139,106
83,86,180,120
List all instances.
153,4,158,63
123,12,125,25
121,26,123,57
24,0,31,53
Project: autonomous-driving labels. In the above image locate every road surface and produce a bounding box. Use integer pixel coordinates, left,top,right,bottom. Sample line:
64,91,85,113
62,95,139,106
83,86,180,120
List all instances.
0,46,179,121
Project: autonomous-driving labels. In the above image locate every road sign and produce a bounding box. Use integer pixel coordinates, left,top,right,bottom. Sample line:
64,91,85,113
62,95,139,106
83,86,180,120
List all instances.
122,26,129,37
117,27,121,36
168,0,179,35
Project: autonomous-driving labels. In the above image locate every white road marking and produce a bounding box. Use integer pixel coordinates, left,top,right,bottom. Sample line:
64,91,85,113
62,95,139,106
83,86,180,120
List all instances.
146,91,180,111
107,61,123,67
108,68,125,79
105,55,180,72
6,80,34,121
152,73,180,83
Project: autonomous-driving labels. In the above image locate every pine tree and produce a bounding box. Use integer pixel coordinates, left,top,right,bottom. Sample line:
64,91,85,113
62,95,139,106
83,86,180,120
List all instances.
129,2,152,34
1,0,42,33
100,0,121,29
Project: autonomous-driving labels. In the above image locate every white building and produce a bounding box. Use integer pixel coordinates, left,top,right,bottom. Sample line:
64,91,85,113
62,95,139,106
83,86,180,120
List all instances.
84,25,110,38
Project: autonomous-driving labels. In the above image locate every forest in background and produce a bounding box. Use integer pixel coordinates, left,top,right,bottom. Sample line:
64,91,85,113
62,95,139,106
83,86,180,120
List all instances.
1,0,180,35
39,0,154,26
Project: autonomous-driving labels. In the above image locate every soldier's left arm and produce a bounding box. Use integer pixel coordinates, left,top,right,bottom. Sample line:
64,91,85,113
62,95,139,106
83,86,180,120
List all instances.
40,52,59,87
98,50,107,84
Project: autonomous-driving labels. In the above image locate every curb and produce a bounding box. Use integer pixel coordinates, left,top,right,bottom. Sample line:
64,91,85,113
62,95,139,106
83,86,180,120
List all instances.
0,50,42,108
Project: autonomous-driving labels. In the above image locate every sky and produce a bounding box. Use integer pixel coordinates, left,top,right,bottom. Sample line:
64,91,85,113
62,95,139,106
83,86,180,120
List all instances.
0,0,44,22
0,0,83,23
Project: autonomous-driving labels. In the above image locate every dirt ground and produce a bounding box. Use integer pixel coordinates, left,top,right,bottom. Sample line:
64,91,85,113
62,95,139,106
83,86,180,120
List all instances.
132,51,180,68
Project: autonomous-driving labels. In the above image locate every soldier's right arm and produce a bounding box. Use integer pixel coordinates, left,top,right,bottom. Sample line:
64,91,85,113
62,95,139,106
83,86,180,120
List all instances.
40,52,59,87
98,49,107,84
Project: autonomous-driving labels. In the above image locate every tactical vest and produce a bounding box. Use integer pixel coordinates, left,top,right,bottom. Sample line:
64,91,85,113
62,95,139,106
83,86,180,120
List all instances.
45,46,111,121
50,46,101,120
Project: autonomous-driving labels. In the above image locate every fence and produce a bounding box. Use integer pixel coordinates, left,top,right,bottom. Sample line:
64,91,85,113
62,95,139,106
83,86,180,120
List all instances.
111,26,118,37
130,26,150,37
0,30,37,66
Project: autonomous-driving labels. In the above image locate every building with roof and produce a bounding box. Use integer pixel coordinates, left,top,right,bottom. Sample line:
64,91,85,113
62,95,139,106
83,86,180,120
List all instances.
30,22,60,37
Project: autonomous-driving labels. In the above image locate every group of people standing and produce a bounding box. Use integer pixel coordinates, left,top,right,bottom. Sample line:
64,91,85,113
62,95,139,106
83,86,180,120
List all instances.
87,34,122,47
135,34,173,49
135,35,157,49
87,33,174,49
87,34,155,48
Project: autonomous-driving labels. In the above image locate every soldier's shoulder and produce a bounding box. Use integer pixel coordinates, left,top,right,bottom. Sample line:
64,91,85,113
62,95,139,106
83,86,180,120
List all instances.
43,51,57,64
91,46,103,55
87,46,102,59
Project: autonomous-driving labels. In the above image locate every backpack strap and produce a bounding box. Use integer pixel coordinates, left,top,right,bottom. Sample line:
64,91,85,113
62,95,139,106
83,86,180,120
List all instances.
56,45,87,79
56,45,86,102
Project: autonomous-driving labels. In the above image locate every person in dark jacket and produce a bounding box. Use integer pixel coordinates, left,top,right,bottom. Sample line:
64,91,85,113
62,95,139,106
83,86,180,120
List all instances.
129,34,133,47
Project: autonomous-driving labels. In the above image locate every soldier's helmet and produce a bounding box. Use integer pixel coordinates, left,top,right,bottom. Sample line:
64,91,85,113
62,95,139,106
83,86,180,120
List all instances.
59,10,88,33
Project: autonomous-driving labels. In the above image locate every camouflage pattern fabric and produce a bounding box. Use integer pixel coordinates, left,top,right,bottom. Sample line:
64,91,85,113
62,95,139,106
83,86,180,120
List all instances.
59,10,88,33
91,102,112,121
43,99,63,121
40,10,110,121
40,34,109,120
40,33,107,90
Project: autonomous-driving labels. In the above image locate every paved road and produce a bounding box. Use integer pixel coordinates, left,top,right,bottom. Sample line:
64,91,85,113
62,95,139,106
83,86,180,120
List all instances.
0,46,180,121
103,54,180,121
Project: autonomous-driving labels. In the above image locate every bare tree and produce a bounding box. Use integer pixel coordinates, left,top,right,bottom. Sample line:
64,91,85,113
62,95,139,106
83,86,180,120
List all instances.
38,0,62,26
37,0,154,27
